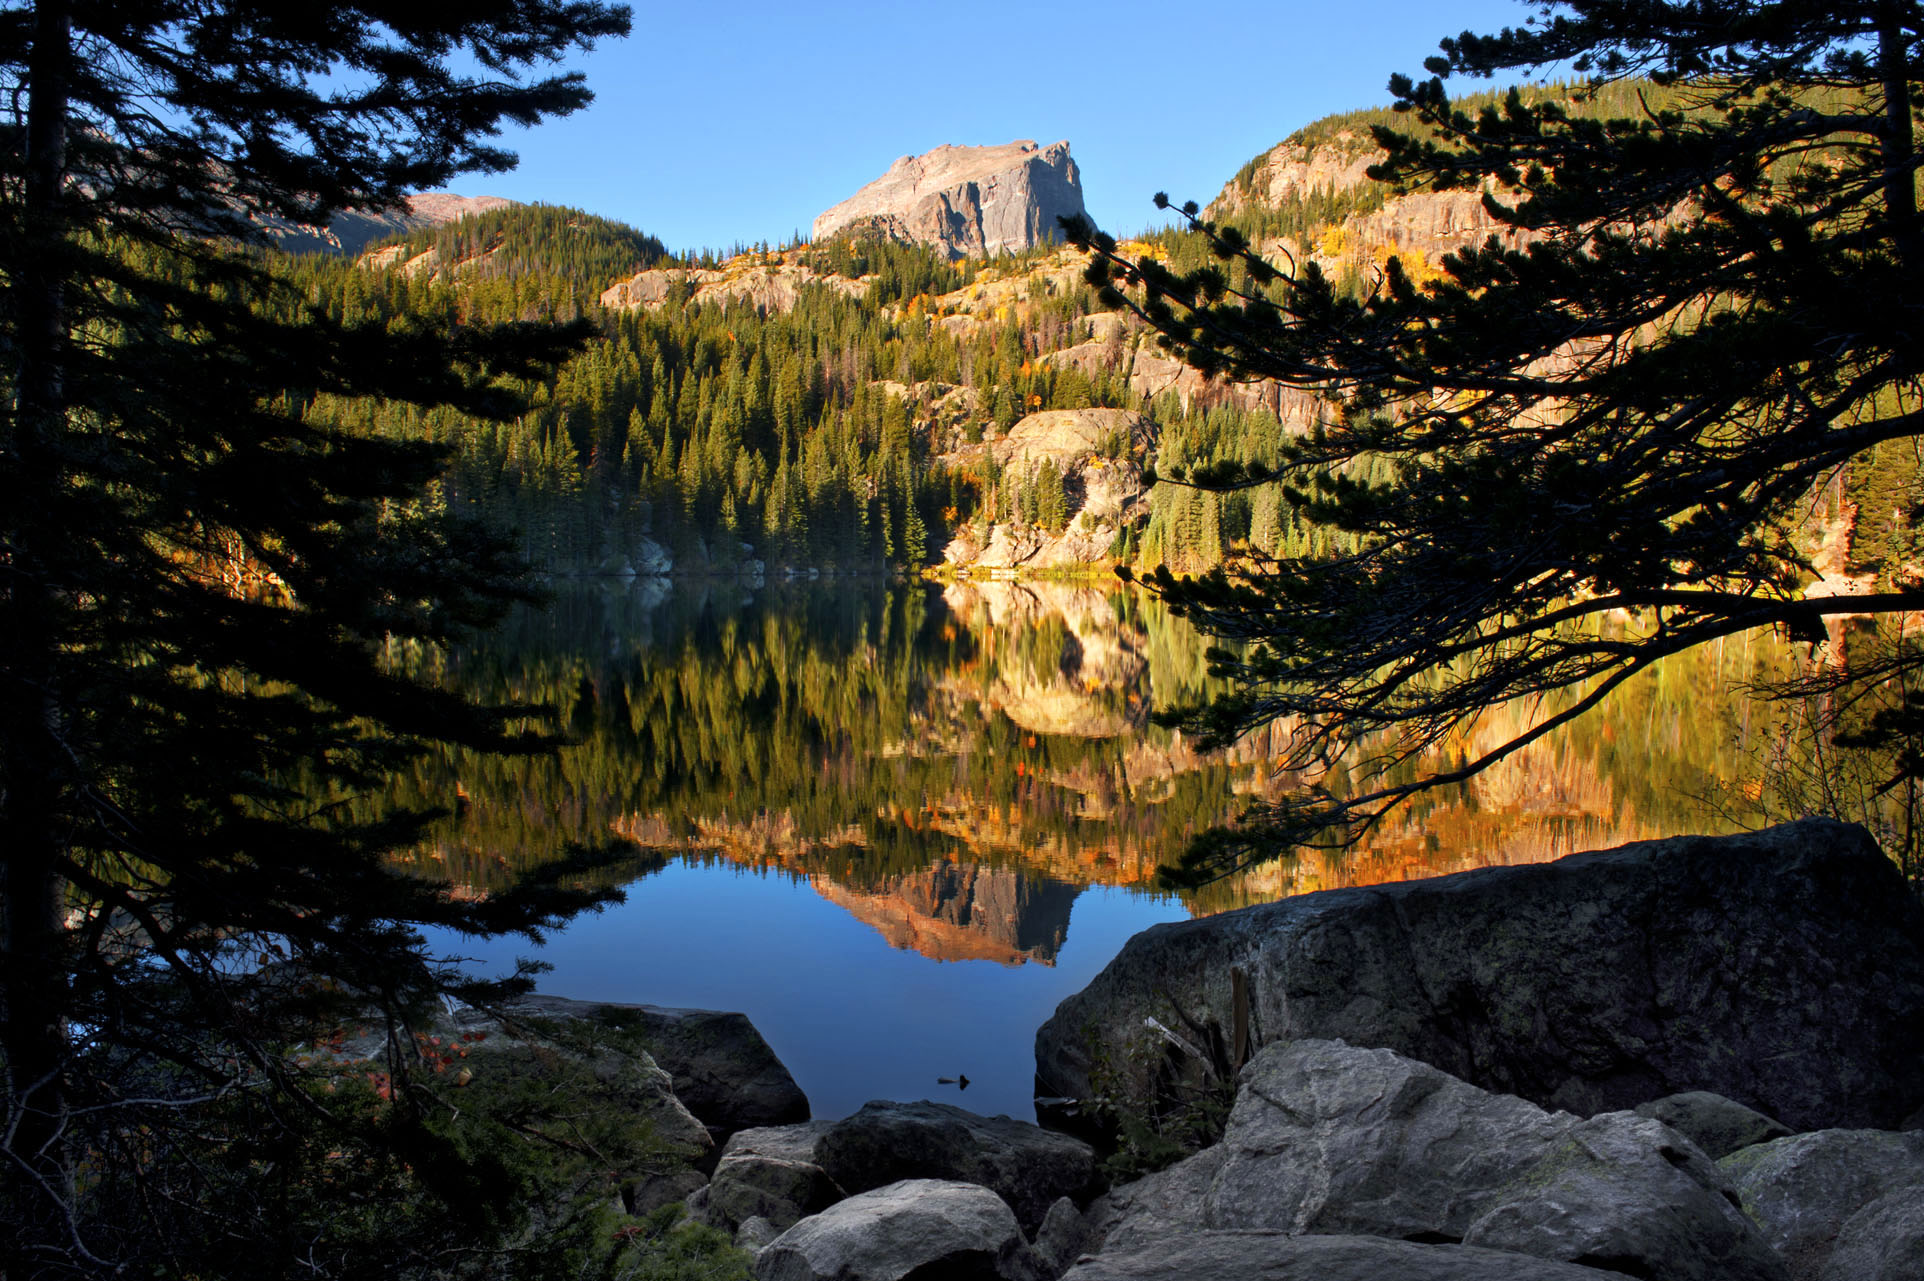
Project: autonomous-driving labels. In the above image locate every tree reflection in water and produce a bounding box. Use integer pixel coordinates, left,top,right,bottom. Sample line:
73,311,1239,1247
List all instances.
373,579,1792,958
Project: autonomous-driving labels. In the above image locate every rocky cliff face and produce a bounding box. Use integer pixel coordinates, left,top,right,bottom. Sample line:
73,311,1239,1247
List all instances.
939,407,1156,571
1208,129,1533,281
814,140,1087,260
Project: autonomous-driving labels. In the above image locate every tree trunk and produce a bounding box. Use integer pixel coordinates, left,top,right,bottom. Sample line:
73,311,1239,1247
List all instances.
1878,2,1920,268
1,0,78,1268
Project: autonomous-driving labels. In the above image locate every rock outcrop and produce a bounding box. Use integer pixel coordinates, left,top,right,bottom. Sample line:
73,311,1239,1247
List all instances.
814,140,1087,260
599,255,867,315
1035,819,1924,1135
1205,130,1526,279
702,1122,846,1233
940,408,1156,570
1819,1185,1924,1281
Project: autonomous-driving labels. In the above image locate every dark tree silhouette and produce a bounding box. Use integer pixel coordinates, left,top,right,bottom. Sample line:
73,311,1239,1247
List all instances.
0,2,633,1273
1065,0,1924,885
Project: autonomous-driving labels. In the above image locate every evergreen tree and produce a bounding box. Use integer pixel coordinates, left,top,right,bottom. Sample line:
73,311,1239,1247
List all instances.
1069,0,1924,884
0,1,632,1272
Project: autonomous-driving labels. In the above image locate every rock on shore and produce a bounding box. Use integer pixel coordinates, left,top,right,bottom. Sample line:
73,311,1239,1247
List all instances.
1035,818,1924,1134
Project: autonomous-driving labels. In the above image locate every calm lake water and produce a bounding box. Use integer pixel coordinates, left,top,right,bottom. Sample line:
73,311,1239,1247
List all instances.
405,578,1786,1122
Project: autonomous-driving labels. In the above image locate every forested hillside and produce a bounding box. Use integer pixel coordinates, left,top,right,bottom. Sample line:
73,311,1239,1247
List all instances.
266,83,1922,582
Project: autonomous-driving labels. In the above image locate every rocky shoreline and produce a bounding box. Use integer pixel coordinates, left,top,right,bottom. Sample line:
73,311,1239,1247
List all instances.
365,818,1924,1279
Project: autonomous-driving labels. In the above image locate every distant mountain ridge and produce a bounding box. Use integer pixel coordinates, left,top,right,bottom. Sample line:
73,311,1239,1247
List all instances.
256,191,514,256
813,139,1086,260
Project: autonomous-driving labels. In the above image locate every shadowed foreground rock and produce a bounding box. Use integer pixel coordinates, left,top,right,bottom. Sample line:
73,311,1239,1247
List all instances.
703,1122,845,1233
1635,1090,1794,1160
1037,819,1924,1133
1720,1129,1924,1278
1086,1040,1783,1281
1821,1184,1924,1281
507,994,810,1141
815,1100,1100,1235
1056,1231,1621,1281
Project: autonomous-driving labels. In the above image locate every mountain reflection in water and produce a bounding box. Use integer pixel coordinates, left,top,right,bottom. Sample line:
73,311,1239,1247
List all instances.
388,578,1785,961
389,578,1789,1118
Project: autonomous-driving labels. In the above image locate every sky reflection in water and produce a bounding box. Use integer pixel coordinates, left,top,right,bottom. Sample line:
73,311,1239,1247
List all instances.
437,866,1186,1121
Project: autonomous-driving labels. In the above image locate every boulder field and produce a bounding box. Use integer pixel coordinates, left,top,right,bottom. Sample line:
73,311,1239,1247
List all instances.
355,819,1924,1279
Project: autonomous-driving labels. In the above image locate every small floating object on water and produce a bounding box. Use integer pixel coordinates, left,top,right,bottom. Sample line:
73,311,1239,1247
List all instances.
936,1074,971,1090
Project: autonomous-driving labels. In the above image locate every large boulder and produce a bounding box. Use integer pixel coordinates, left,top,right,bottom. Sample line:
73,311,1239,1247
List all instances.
317,994,715,1209
815,1101,1100,1235
755,1179,1049,1281
1821,1185,1924,1281
508,994,810,1141
1720,1129,1924,1277
1459,1111,1785,1281
1057,1231,1623,1281
1037,820,1924,1133
706,1122,846,1233
1086,1040,1780,1281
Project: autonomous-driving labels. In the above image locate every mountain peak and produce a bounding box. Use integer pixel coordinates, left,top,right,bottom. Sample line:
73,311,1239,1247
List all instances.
814,139,1086,260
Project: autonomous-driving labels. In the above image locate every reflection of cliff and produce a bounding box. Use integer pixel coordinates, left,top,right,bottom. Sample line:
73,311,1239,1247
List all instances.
811,862,1080,967
939,581,1149,739
611,810,1083,965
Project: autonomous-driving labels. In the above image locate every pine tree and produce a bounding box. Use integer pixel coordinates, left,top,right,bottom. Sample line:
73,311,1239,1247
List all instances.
0,1,632,1271
1070,0,1924,884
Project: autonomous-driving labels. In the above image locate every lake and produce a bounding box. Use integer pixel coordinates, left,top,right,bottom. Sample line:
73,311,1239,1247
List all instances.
402,577,1789,1122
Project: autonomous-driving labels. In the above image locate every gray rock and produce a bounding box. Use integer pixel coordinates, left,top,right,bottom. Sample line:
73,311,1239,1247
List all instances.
1720,1129,1924,1277
1821,1184,1924,1281
1037,819,1924,1134
721,1121,833,1164
707,1125,847,1234
1635,1090,1794,1159
508,995,809,1142
1031,1197,1091,1278
736,1216,782,1254
813,140,1086,260
816,1101,1099,1235
628,1167,709,1218
1200,1040,1570,1240
1056,1231,1621,1281
632,535,673,575
703,1123,839,1229
1080,1145,1227,1253
1087,1042,1777,1279
755,1179,1049,1281
1462,1112,1787,1281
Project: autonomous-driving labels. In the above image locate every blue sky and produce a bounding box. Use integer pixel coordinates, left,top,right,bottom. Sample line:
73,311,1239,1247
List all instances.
471,1,1536,254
